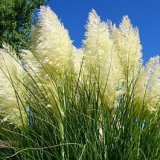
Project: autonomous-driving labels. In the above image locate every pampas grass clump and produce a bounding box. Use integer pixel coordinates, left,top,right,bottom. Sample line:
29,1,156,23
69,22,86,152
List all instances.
0,6,159,160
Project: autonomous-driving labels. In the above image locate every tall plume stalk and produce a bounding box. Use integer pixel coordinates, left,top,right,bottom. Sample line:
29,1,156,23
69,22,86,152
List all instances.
83,10,123,108
112,16,142,83
24,6,74,159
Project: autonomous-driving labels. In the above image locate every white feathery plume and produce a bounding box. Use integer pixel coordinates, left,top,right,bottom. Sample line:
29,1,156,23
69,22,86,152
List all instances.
0,46,26,126
34,6,73,74
21,49,44,96
30,26,39,52
22,50,40,75
23,6,74,120
112,16,142,83
72,47,84,75
83,10,123,108
21,49,60,118
134,56,160,112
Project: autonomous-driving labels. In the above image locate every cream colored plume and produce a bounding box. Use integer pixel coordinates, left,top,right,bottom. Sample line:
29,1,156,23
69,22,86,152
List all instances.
0,46,26,126
112,16,142,83
72,47,84,74
21,49,44,94
23,6,74,119
34,6,73,74
134,56,160,112
21,49,61,120
83,10,123,108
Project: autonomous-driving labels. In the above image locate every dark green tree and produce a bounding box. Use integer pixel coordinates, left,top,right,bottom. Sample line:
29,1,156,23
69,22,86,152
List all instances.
0,0,49,52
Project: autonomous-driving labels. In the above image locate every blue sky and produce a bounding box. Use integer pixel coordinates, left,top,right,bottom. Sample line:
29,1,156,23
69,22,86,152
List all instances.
46,0,160,62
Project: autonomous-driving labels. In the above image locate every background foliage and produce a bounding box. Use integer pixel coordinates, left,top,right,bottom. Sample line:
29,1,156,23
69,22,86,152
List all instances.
0,0,49,52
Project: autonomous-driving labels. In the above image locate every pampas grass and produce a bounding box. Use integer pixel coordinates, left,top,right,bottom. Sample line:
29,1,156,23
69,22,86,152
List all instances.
0,6,159,160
